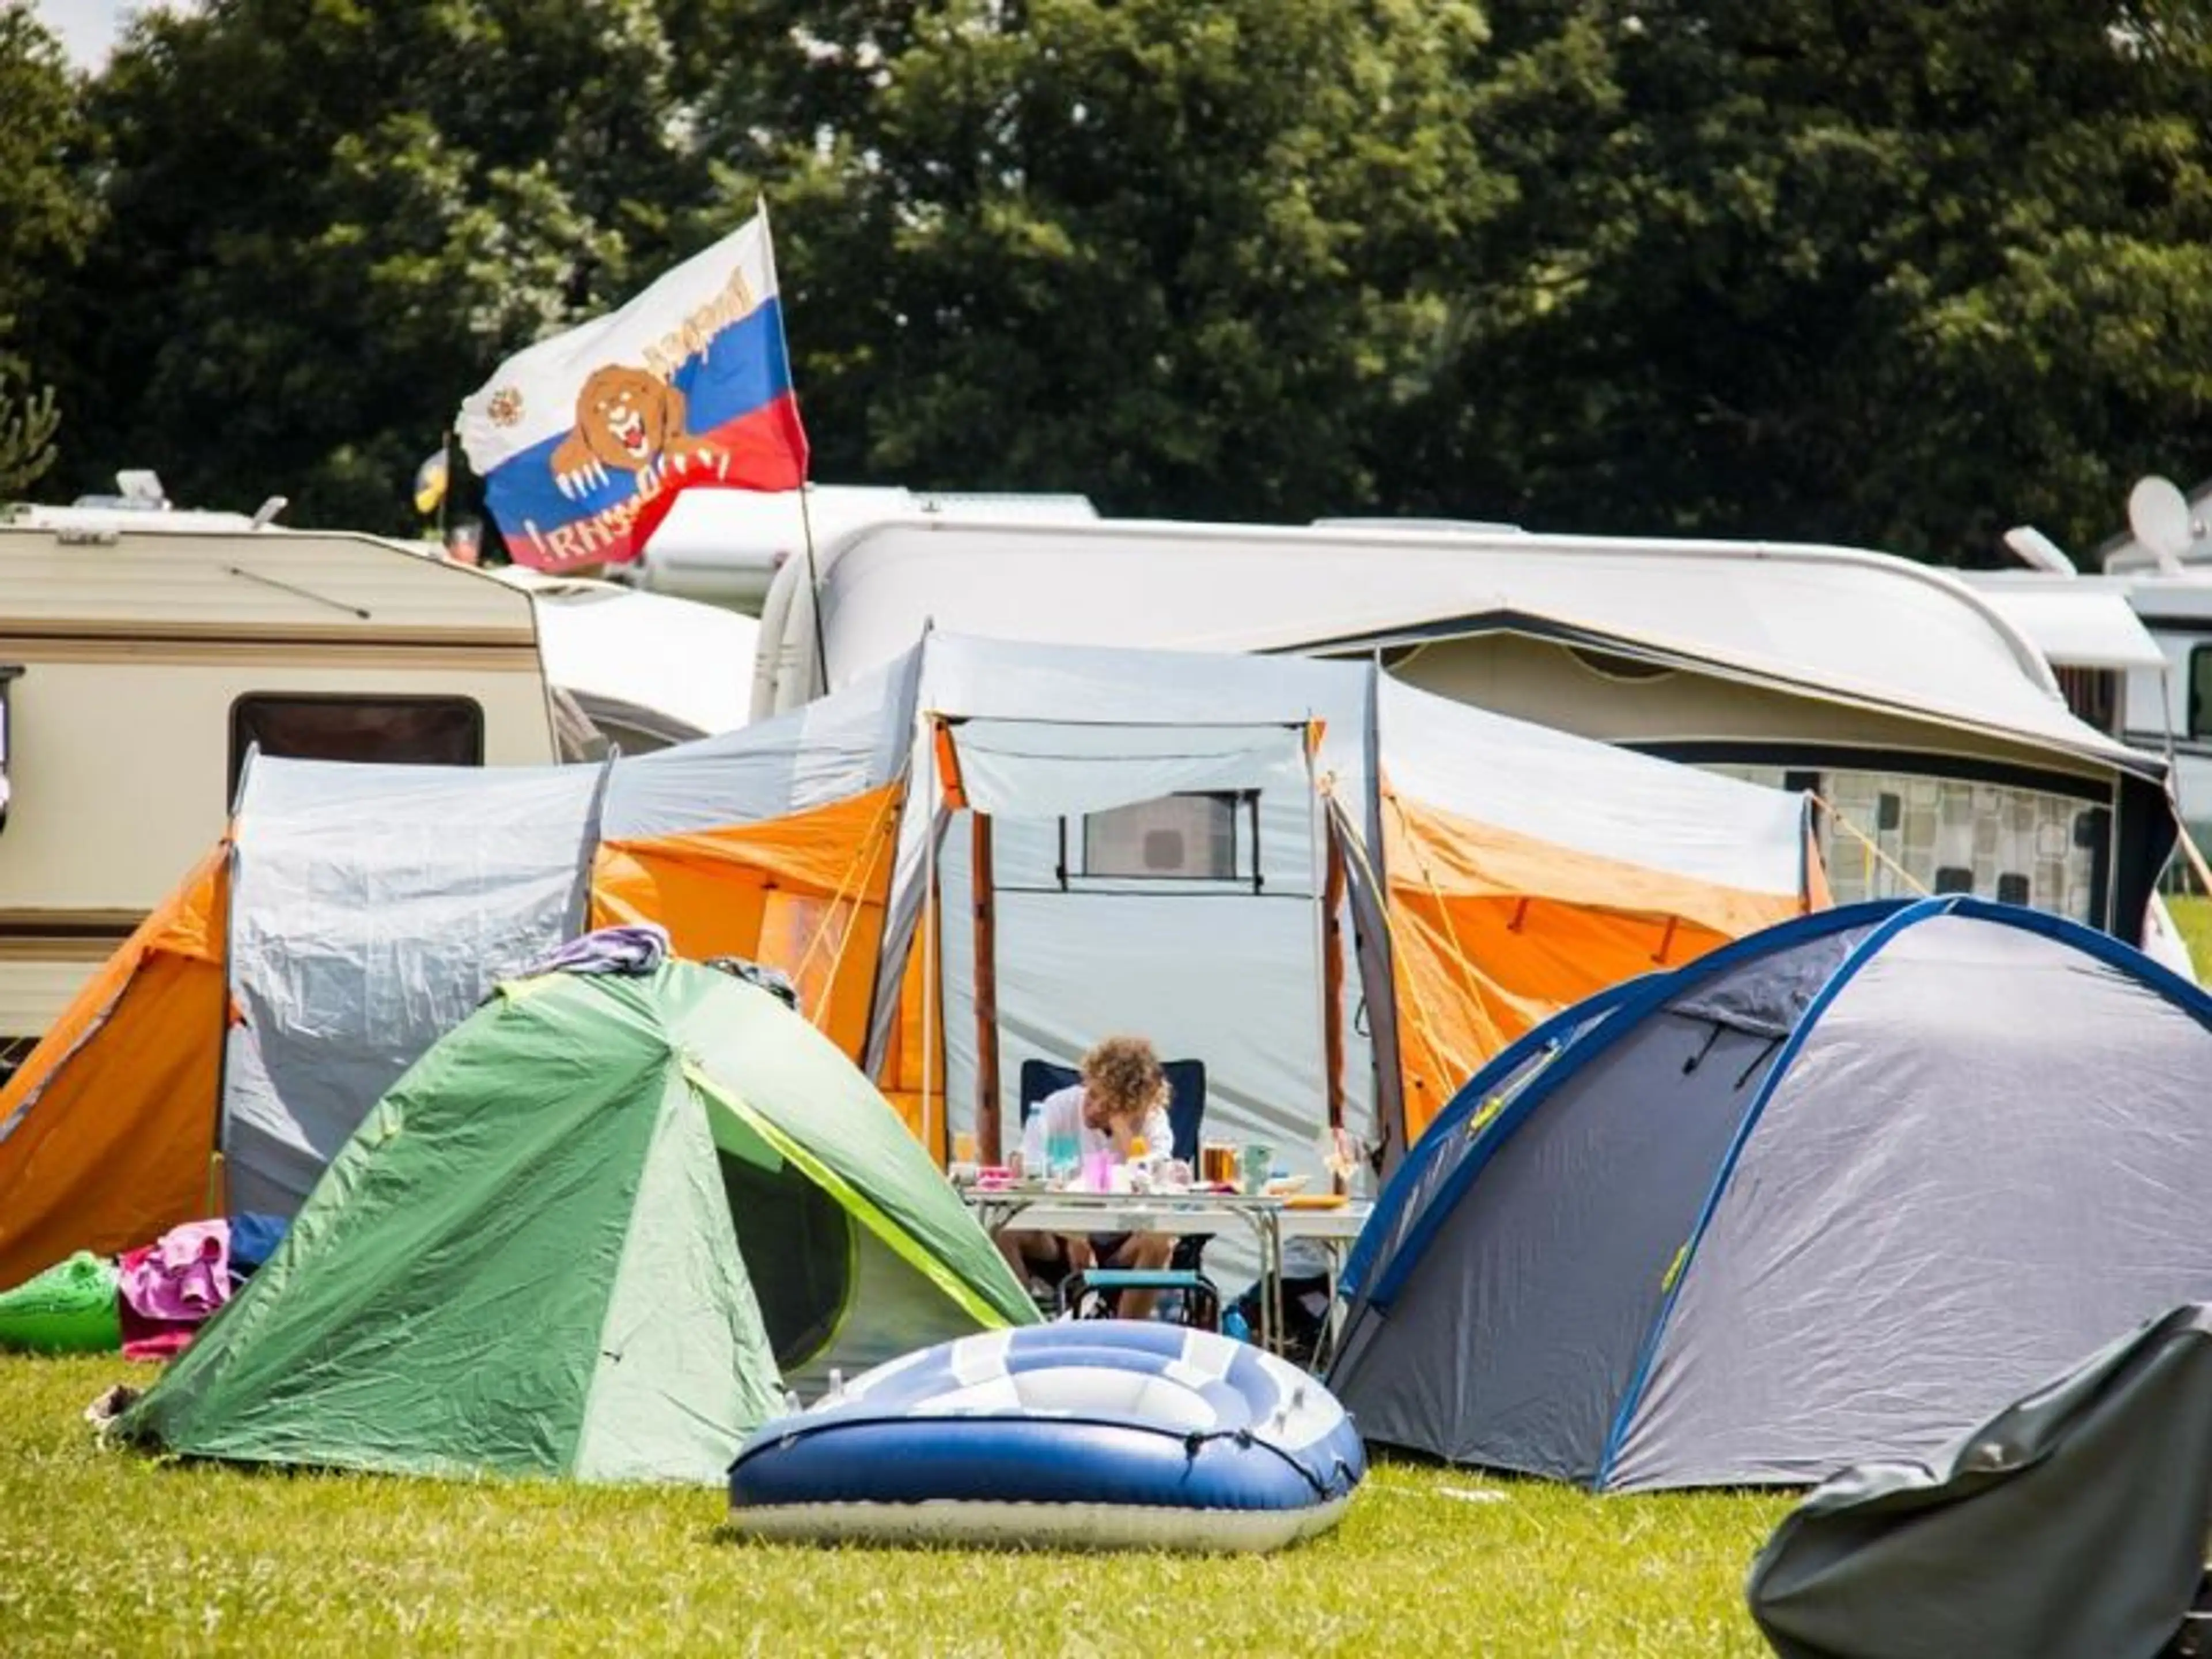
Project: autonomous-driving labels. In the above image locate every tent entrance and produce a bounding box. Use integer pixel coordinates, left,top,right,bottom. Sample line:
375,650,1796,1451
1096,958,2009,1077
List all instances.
715,1142,856,1374
912,715,1366,1173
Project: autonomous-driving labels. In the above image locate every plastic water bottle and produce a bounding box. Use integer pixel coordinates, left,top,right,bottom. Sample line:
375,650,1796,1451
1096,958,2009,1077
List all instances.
1222,1306,1252,1343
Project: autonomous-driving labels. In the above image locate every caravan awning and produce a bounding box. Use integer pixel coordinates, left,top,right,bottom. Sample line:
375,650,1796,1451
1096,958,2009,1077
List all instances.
1974,588,2168,673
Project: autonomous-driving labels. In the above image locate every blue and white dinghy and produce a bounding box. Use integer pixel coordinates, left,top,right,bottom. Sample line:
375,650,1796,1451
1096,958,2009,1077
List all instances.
728,1321,1366,1552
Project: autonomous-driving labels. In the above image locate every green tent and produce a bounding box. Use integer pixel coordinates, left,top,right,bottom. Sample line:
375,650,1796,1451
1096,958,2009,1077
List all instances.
119,961,1036,1483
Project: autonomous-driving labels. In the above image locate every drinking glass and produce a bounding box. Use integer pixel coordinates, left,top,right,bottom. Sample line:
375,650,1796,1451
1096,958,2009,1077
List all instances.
1047,1131,1082,1189
1239,1142,1275,1196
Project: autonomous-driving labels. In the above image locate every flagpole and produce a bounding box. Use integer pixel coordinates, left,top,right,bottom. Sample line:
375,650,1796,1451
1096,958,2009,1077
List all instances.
797,480,832,695
438,427,453,551
761,195,832,698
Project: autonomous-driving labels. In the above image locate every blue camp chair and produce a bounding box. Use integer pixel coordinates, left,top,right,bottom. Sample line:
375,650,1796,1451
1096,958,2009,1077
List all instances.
1014,1058,1218,1327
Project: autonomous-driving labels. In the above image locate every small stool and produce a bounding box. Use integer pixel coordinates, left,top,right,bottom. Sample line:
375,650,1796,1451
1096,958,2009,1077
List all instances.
1059,1267,1221,1331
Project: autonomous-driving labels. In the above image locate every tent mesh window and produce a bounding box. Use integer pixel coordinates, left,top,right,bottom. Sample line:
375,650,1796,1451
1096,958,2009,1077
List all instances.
717,1151,855,1370
1079,791,1247,881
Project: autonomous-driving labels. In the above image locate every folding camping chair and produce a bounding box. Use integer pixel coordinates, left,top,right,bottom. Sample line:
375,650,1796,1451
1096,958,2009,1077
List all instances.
1014,1057,1218,1328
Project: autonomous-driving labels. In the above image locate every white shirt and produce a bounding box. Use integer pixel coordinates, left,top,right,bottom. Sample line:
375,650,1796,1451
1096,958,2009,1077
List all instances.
1017,1084,1173,1172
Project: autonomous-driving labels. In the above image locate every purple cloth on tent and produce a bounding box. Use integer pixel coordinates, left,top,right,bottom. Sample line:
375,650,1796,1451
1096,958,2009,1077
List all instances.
514,923,671,981
116,1219,231,1325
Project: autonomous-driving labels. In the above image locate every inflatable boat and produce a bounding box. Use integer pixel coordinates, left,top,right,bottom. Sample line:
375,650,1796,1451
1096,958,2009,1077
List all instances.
727,1321,1366,1552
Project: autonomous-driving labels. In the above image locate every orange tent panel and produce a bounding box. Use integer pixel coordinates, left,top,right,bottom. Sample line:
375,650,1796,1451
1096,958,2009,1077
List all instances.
0,843,230,1286
590,783,903,1060
1382,788,1810,1142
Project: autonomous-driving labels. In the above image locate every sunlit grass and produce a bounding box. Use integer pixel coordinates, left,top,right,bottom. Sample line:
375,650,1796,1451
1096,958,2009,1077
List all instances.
1,1354,1789,1656
2168,895,2212,980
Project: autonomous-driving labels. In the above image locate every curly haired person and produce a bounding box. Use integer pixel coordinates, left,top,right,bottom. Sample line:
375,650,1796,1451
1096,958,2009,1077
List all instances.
998,1035,1177,1319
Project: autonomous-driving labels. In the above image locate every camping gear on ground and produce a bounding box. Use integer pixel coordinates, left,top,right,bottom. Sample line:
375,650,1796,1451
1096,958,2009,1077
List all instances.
0,1252,120,1354
116,1218,229,1324
116,959,1036,1483
0,1210,290,1358
726,1321,1366,1552
1747,1304,2212,1659
1331,896,2212,1492
1229,1269,1335,1370
116,1217,234,1360
0,633,1821,1290
225,1213,286,1280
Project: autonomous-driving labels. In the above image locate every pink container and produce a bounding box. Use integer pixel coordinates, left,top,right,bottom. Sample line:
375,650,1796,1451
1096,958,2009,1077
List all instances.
1081,1150,1114,1192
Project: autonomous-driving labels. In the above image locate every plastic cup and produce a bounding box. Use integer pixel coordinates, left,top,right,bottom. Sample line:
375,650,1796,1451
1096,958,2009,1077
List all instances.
1082,1149,1114,1192
1240,1143,1275,1195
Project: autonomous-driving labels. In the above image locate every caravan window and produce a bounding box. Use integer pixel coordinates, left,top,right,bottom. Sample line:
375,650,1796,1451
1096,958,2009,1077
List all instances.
228,694,484,795
1080,793,1245,882
2191,646,2212,738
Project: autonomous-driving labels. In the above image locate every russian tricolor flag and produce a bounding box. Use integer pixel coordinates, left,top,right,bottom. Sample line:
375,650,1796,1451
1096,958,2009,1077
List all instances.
457,209,808,573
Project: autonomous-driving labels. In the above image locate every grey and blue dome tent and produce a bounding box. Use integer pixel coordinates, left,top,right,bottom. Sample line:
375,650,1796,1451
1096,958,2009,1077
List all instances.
1328,897,2212,1493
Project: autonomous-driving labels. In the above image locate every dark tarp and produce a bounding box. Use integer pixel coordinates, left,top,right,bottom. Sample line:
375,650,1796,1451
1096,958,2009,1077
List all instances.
1747,1304,2212,1659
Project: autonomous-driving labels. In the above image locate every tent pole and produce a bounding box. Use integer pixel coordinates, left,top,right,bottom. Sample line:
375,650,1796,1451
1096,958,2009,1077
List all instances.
972,813,1002,1164
1322,810,1348,1138
921,736,938,1163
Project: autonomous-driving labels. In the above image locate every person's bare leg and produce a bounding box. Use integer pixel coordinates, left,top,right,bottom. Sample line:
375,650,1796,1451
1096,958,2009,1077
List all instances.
997,1230,1056,1285
1108,1231,1175,1320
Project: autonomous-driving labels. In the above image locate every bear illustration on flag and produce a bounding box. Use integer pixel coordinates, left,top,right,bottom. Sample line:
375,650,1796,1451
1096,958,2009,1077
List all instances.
458,207,808,573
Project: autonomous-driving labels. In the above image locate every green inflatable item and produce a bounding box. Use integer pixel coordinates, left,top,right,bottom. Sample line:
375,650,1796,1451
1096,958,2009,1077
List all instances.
0,1251,122,1354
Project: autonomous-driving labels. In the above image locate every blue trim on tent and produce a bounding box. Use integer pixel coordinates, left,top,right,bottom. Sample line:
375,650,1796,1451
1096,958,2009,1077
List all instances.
1587,893,2212,1487
1590,897,1946,1486
1340,978,1642,1302
1353,900,1908,1310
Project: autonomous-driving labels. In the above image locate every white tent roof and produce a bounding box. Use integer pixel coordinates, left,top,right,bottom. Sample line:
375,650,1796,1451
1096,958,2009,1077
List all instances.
910,632,1809,897
758,519,2151,777
503,573,755,736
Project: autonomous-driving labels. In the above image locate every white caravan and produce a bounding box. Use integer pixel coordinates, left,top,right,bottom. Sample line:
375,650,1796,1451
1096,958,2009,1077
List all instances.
635,483,1098,612
755,516,2175,946
0,508,562,1055
492,568,756,753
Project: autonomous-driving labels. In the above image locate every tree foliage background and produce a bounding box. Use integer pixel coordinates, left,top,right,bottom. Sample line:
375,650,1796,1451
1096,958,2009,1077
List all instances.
6,0,2212,563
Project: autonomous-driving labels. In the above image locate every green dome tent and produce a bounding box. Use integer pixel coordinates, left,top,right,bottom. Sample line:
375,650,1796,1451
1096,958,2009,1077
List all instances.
120,961,1036,1483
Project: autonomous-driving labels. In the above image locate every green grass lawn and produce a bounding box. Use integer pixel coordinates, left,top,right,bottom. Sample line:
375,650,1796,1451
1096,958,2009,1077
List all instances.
2169,895,2212,980
0,1354,1790,1657
10,907,2205,1654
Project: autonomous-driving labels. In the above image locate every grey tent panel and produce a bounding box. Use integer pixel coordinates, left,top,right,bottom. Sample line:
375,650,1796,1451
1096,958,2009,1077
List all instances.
1615,914,2212,1491
1340,1006,1608,1319
221,759,603,1215
1665,926,1859,1039
1748,1304,2212,1659
601,648,915,839
1332,1009,1790,1479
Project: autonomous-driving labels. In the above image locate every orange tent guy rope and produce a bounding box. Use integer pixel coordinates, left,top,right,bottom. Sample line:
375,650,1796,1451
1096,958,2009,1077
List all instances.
789,783,906,993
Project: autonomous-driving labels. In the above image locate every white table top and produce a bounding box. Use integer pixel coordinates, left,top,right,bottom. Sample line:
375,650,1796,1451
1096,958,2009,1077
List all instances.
961,1187,1372,1243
